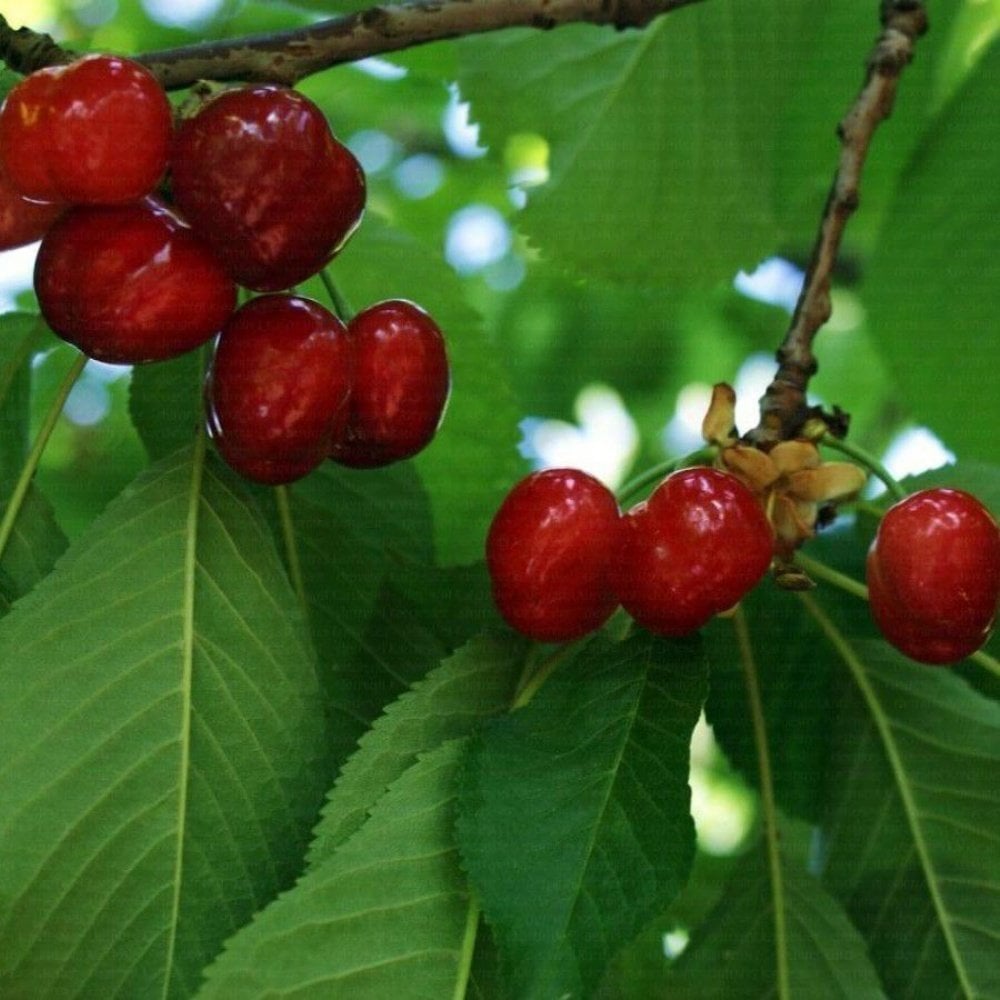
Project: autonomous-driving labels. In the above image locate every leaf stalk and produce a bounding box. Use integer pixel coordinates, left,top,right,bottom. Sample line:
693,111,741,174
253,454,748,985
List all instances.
732,605,790,1000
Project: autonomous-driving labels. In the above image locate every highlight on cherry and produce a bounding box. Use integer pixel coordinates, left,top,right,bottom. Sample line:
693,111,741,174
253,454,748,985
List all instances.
0,53,451,484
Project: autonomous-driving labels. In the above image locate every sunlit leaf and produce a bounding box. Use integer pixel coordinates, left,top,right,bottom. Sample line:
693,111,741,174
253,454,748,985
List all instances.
0,444,330,997
308,631,525,866
458,2,813,286
199,740,476,998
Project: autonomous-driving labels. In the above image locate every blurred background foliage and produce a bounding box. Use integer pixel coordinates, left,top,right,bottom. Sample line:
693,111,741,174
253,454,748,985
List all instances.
0,0,997,964
1,0,997,534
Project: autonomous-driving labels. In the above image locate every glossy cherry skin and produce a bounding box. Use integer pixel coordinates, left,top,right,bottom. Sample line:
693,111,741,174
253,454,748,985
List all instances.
866,488,1000,664
329,300,450,469
611,467,774,636
0,54,171,205
0,159,63,250
34,200,237,364
170,85,366,291
206,295,354,485
486,468,621,642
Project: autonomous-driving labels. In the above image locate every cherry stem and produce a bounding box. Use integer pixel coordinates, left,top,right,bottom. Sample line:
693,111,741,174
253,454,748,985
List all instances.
274,485,310,625
819,434,907,502
795,551,1000,681
453,896,482,1000
732,605,790,1000
0,351,87,567
973,649,1000,681
794,551,868,600
852,497,886,521
319,269,355,323
616,447,715,508
511,638,586,709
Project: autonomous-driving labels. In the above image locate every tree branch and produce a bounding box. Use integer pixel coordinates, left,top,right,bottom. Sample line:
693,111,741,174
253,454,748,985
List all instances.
748,0,928,447
1,0,703,89
0,17,73,73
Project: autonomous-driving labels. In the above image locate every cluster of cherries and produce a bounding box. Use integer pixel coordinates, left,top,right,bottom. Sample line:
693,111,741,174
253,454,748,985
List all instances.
487,464,1000,666
0,53,449,483
487,466,774,642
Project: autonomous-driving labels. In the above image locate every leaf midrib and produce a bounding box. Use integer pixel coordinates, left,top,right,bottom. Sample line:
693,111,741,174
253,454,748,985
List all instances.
159,434,206,1000
551,645,651,977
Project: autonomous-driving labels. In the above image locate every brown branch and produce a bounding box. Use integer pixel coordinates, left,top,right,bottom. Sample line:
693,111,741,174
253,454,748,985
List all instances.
748,0,928,447
0,17,74,73
1,0,704,89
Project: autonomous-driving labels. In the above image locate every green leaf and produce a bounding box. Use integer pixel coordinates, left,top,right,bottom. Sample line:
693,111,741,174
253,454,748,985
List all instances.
772,3,964,251
389,555,507,651
670,848,887,999
0,67,22,103
198,739,477,999
864,39,1000,460
0,485,67,609
317,216,524,565
31,342,147,539
897,461,1000,518
0,313,38,478
308,632,526,867
277,461,438,764
0,443,330,998
129,348,205,461
457,2,812,287
812,619,1000,997
703,554,873,823
457,632,708,998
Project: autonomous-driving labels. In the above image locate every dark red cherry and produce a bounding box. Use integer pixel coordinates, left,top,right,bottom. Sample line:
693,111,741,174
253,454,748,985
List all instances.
610,467,773,636
329,300,450,468
206,295,353,485
0,159,63,251
486,468,621,642
867,488,1000,664
0,54,171,205
34,200,236,364
170,85,365,291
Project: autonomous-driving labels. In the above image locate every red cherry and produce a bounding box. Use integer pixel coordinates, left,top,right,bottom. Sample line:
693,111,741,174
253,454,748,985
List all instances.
34,200,236,364
0,159,63,251
329,300,450,469
866,488,1000,664
486,468,621,642
170,85,365,291
206,294,353,485
0,54,171,205
611,467,773,636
